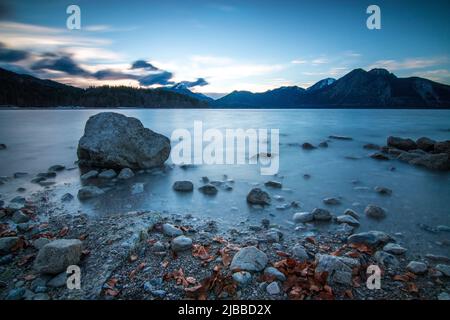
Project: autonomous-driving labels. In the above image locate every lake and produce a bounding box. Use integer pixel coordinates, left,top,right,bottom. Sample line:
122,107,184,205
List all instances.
0,108,449,257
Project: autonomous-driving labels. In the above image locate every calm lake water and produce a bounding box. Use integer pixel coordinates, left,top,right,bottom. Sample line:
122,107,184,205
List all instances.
0,109,449,256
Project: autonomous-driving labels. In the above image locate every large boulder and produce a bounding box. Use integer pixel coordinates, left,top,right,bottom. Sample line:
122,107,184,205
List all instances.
34,239,82,274
409,153,450,170
247,188,271,205
387,136,417,151
434,140,450,154
77,112,171,170
416,137,436,152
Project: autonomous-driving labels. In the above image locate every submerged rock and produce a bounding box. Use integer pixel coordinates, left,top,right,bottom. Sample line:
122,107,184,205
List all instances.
329,135,352,140
77,186,105,200
374,186,392,195
323,197,341,205
77,112,171,169
264,181,282,188
198,184,218,195
311,208,332,221
230,246,268,272
409,153,449,170
80,170,98,181
370,152,389,160
364,204,386,219
336,215,360,227
344,209,360,220
61,193,74,202
173,181,194,192
293,212,314,223
34,239,82,274
48,165,65,172
302,142,316,150
247,188,270,205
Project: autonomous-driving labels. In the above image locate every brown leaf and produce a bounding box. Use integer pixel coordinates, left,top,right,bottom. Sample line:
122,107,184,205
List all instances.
17,254,35,266
58,226,69,237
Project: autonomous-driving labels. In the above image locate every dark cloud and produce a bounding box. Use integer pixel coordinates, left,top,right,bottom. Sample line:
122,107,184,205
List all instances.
31,55,90,76
0,42,29,62
131,60,159,71
93,69,138,80
138,71,174,86
178,78,208,88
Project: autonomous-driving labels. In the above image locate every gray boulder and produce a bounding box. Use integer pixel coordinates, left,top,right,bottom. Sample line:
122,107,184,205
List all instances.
383,243,407,255
162,223,183,237
80,170,98,180
264,181,282,188
293,212,314,223
34,239,82,274
409,153,449,170
230,246,268,272
416,137,436,152
387,136,417,151
77,112,170,169
336,215,360,227
292,244,309,261
198,184,218,195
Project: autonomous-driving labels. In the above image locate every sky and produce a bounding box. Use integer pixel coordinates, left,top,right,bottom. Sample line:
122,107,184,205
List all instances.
0,0,449,97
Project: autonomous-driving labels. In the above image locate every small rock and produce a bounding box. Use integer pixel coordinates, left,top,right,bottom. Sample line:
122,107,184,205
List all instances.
438,292,450,300
315,254,359,285
293,212,314,223
198,184,218,195
247,188,270,205
37,172,56,178
6,288,25,300
0,236,20,254
302,142,316,150
323,197,341,205
12,210,30,223
406,261,428,274
336,215,360,227
292,244,309,261
318,141,328,148
264,267,286,281
173,181,194,192
387,136,417,151
232,271,252,287
171,236,192,252
363,143,380,150
266,281,280,295
230,246,268,272
162,223,183,237
344,209,360,220
416,137,436,152
383,243,407,255
311,208,332,221
14,172,28,178
117,168,134,179
370,152,389,160
374,251,399,268
77,186,105,200
347,231,392,247
0,143,6,150
364,204,386,219
435,264,450,277
98,169,117,179
374,186,392,195
48,165,65,172
80,170,98,180
329,135,352,140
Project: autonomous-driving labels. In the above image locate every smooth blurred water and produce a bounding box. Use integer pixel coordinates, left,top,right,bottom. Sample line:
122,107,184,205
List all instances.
0,109,449,256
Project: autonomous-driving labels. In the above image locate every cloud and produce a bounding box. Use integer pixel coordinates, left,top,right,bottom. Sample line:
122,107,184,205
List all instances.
0,42,29,62
31,55,90,76
368,57,448,71
92,69,137,80
138,71,174,86
131,60,159,71
177,78,209,88
291,59,307,64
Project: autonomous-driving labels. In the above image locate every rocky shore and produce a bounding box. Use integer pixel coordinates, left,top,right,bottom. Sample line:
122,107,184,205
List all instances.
0,112,449,300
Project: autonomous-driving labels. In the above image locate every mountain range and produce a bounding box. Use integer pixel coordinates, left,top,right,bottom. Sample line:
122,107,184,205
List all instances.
1,66,449,108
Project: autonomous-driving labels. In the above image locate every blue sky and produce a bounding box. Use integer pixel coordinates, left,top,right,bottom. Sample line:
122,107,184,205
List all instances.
0,0,449,96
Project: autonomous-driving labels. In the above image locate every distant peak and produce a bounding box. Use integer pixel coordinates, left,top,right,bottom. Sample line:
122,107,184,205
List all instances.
368,68,392,76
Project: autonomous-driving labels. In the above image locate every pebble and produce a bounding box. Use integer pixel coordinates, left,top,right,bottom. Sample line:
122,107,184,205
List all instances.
406,261,428,274
323,197,341,205
198,184,218,195
266,282,280,295
162,223,183,237
80,170,98,180
292,244,309,261
364,204,386,219
171,236,192,252
6,288,25,300
131,183,145,195
98,169,117,179
61,193,74,202
311,208,332,221
264,267,286,281
383,243,407,255
435,264,450,277
232,271,252,286
117,168,134,179
336,215,360,227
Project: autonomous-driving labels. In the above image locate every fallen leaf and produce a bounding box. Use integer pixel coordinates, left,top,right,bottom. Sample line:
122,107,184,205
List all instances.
58,226,69,237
